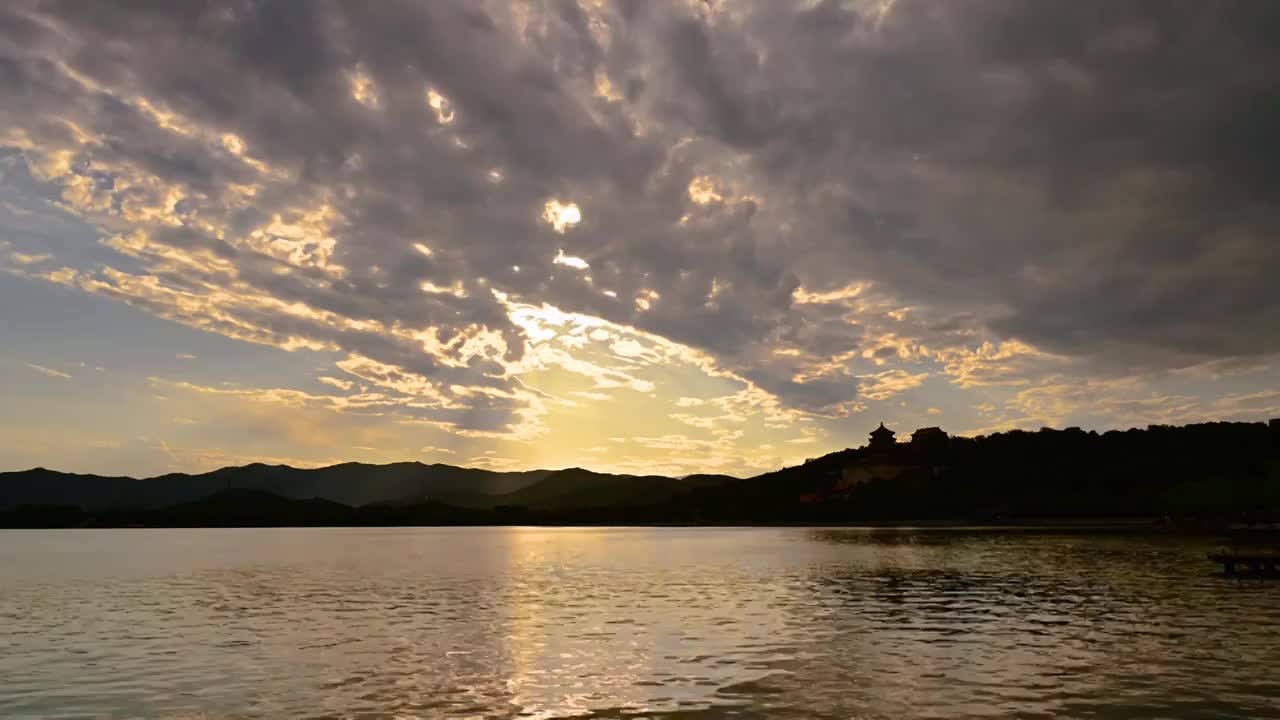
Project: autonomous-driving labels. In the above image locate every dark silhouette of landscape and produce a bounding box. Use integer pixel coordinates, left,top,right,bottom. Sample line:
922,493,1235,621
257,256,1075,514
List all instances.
4,419,1278,528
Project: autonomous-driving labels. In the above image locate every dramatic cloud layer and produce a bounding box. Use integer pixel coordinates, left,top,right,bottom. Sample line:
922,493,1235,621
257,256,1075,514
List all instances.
1,0,1277,476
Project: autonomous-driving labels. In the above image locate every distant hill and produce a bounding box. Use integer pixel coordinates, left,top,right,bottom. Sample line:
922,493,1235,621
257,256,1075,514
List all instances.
443,468,737,510
666,421,1280,524
5,419,1277,526
157,488,355,527
0,462,550,511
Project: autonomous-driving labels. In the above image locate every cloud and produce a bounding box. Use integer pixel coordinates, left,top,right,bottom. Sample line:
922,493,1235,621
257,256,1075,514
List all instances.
0,0,1277,462
857,369,928,402
176,353,196,360
317,376,354,391
962,372,1277,433
1214,389,1280,420
27,363,71,379
8,251,50,265
544,201,583,234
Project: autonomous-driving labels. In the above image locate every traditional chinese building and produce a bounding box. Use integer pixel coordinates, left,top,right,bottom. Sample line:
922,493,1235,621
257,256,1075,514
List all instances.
868,422,896,452
910,426,949,458
910,426,945,443
836,423,904,493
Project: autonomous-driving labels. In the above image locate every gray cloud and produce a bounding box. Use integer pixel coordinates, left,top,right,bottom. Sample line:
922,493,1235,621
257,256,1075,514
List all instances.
1,0,1277,428
666,0,1280,367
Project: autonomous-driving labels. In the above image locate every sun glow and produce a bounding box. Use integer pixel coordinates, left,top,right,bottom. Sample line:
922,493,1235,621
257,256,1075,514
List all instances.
542,199,581,233
349,70,379,108
688,175,723,205
426,87,455,124
553,249,590,270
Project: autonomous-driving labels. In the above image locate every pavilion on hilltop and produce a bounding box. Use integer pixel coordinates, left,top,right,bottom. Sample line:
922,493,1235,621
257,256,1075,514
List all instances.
868,422,897,452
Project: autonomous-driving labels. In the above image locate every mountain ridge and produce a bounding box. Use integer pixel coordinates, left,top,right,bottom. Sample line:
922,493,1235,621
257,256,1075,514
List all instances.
0,461,740,513
441,467,737,510
0,461,560,510
5,420,1278,523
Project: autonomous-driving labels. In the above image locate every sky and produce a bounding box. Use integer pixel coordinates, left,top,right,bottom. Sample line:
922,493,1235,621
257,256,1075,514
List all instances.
1,0,1279,478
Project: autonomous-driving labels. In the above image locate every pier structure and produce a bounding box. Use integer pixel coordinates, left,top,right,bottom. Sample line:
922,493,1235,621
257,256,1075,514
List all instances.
1208,552,1280,577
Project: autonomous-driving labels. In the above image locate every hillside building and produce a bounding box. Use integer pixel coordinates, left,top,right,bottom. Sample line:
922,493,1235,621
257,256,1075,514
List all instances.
910,426,949,459
868,422,896,452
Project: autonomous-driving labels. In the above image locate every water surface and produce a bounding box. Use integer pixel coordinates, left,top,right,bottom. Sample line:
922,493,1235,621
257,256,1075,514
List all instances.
2,527,1276,718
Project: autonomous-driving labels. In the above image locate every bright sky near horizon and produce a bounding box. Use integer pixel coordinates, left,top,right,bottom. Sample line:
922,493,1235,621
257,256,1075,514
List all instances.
2,0,1278,478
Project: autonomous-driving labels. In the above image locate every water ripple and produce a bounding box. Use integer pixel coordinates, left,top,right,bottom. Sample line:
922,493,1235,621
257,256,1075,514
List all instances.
1,527,1277,719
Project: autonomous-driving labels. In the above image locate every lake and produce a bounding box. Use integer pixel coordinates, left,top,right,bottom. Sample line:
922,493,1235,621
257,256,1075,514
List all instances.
1,527,1277,719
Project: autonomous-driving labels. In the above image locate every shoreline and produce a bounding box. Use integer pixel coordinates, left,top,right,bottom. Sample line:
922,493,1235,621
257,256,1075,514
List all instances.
0,518,1231,534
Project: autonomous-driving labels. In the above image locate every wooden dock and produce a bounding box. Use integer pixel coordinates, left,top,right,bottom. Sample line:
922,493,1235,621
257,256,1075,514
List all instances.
1208,552,1280,576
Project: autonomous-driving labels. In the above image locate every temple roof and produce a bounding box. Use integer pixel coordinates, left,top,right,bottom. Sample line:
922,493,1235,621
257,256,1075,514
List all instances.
870,422,895,437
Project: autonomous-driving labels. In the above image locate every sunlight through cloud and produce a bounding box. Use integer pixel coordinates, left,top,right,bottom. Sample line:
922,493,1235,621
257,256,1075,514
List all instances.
688,176,723,205
349,70,379,108
426,87,455,124
553,249,589,270
542,199,581,233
